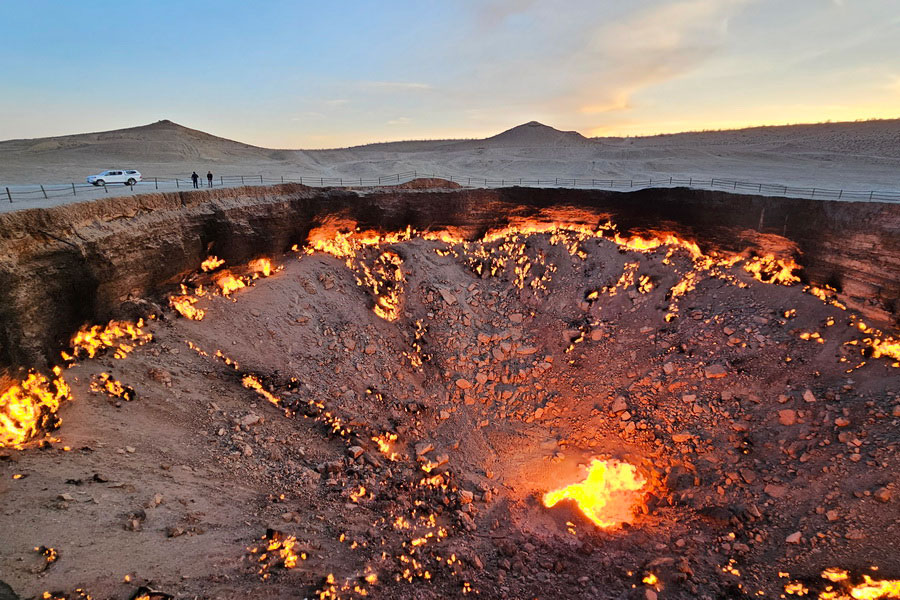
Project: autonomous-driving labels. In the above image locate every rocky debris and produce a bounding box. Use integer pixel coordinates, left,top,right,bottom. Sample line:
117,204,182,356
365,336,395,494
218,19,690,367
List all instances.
777,409,797,426
873,487,893,503
704,364,727,379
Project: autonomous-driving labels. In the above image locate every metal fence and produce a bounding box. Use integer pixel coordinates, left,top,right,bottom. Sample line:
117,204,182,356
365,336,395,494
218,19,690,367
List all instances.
3,170,899,205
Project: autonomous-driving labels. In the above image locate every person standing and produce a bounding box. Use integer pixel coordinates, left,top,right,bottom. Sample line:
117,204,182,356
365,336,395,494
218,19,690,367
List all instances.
191,171,200,189
207,171,213,188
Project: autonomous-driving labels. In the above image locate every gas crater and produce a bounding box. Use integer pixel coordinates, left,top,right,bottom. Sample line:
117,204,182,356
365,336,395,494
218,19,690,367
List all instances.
1,185,899,600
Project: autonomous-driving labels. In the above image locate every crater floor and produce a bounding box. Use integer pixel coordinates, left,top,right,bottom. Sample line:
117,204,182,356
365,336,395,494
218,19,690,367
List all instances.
1,224,899,600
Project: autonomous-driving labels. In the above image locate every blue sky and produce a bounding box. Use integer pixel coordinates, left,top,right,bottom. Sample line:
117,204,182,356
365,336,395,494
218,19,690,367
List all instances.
1,0,898,147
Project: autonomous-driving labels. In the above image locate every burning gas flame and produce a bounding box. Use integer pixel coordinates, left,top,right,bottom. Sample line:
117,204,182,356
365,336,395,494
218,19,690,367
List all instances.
0,367,70,448
543,458,646,529
249,257,275,278
65,320,152,360
169,295,204,320
201,256,225,271
215,271,246,296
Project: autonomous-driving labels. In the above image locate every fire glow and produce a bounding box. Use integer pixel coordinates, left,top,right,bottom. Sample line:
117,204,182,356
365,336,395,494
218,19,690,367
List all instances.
543,459,647,529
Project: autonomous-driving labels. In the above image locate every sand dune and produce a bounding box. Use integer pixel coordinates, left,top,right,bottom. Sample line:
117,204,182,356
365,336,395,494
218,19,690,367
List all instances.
1,118,898,191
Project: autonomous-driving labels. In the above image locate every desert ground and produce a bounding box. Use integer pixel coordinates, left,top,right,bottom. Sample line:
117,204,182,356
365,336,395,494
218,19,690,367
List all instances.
1,119,899,195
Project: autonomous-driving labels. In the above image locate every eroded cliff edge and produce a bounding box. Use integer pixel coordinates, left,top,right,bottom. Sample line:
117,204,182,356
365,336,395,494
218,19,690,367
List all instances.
0,183,897,369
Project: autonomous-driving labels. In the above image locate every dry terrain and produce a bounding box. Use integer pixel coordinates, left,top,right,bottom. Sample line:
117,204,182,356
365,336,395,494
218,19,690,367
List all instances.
1,119,899,192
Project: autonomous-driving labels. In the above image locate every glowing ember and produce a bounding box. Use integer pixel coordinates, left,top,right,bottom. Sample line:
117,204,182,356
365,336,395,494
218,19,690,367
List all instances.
201,256,225,271
543,458,646,529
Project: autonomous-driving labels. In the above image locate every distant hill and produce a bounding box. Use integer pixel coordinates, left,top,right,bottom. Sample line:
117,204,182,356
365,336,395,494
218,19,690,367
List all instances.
477,121,592,148
0,120,279,166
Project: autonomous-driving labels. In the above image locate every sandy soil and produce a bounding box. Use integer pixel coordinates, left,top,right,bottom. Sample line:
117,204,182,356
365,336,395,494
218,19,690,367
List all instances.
1,119,898,193
2,225,898,599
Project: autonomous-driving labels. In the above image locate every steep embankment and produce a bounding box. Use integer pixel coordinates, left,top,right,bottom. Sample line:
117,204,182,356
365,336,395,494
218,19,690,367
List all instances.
0,183,897,369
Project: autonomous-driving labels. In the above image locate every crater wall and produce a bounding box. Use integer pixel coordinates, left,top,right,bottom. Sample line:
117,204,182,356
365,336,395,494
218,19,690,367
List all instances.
0,183,897,368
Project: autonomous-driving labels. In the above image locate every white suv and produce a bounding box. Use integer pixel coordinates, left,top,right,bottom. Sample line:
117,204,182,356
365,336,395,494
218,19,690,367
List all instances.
86,169,142,186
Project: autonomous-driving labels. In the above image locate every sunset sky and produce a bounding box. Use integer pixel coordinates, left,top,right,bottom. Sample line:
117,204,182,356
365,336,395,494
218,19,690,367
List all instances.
1,0,898,148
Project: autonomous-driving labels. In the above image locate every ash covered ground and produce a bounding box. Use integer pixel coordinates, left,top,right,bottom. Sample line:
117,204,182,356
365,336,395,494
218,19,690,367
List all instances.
1,223,899,600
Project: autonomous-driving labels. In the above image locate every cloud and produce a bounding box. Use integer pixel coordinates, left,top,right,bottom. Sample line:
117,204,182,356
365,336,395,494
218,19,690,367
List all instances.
387,117,411,126
576,0,754,114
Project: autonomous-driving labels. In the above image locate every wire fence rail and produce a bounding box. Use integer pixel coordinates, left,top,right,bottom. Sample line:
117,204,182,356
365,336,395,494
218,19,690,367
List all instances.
2,171,899,204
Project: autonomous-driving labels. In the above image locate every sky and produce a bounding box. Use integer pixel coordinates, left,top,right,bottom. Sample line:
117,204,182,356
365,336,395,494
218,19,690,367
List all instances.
1,0,898,148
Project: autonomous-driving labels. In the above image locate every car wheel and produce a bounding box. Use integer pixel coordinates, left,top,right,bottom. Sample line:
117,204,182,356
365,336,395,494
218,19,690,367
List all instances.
126,178,136,186
95,179,105,186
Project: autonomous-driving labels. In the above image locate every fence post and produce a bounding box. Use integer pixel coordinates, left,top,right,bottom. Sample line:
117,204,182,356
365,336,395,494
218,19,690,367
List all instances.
869,191,874,200
281,176,284,184
155,177,158,190
733,181,737,190
630,180,633,187
5,187,11,203
103,182,108,193
241,176,244,185
300,177,303,185
260,175,263,184
811,188,816,198
689,177,692,186
340,178,343,186
758,183,762,192
72,183,76,196
838,189,843,199
40,185,48,199
669,177,672,185
220,176,223,186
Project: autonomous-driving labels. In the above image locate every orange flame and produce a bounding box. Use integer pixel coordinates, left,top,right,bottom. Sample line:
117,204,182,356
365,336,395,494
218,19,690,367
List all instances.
0,367,70,448
169,295,205,320
543,459,646,529
249,257,275,277
201,256,225,271
215,271,246,296
66,319,152,360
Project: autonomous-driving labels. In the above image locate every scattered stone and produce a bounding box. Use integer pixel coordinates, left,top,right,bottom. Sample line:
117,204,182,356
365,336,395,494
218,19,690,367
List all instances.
874,487,892,503
438,287,457,305
239,414,261,427
834,417,851,427
704,364,727,379
455,379,472,390
778,409,797,426
663,362,675,375
415,442,434,457
611,396,628,413
786,532,802,544
459,490,474,504
348,446,364,459
672,432,693,443
803,389,817,403
764,484,788,499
